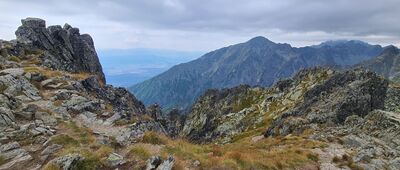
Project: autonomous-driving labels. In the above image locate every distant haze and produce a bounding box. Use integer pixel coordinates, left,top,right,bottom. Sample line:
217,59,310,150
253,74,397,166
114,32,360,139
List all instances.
98,49,203,87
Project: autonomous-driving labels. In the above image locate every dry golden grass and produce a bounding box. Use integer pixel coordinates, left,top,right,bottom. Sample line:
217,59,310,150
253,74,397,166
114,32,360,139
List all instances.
49,121,114,170
23,66,91,81
8,56,21,62
129,132,326,170
43,163,61,170
127,144,151,160
141,131,169,145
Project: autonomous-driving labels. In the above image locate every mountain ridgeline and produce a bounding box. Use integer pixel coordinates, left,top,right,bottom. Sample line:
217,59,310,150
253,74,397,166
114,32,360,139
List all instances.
129,37,383,110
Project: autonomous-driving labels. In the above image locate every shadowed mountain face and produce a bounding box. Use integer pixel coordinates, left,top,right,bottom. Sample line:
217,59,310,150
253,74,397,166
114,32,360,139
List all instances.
129,37,383,110
358,46,400,82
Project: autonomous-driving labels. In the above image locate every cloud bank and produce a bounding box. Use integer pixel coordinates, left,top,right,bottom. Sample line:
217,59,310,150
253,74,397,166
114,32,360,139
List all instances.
0,0,399,51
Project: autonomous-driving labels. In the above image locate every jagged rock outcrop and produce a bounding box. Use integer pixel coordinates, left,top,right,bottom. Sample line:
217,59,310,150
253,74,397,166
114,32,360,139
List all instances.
181,68,334,143
147,104,185,138
265,69,388,136
180,67,398,168
308,110,400,169
181,85,259,143
81,76,146,115
15,17,105,83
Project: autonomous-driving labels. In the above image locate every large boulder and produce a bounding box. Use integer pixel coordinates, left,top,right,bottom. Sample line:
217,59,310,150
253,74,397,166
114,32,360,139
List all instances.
47,153,84,170
146,156,174,170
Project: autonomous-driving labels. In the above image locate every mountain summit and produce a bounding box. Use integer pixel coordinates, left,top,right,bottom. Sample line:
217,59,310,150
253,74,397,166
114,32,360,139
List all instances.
129,37,383,110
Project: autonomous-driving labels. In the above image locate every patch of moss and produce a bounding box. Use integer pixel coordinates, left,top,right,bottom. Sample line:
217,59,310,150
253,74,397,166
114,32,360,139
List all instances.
113,118,137,126
306,153,319,162
8,56,21,62
24,48,43,55
0,156,6,166
51,134,79,147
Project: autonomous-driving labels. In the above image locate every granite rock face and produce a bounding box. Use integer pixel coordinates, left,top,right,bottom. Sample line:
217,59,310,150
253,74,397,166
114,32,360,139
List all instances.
181,68,335,143
179,67,398,168
265,69,388,136
15,18,105,83
147,105,184,138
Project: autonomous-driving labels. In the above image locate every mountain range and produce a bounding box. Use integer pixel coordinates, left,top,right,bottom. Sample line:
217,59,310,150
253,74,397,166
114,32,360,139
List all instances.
129,37,384,110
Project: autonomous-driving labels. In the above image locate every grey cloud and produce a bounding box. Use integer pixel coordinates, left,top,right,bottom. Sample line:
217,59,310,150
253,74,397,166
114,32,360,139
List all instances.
0,0,399,50
83,0,400,35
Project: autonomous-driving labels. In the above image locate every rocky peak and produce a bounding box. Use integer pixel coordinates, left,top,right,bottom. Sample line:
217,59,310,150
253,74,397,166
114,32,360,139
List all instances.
246,36,275,46
15,17,105,83
21,17,46,28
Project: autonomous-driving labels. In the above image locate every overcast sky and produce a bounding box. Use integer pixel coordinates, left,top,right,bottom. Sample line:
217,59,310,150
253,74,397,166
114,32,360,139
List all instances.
0,0,399,51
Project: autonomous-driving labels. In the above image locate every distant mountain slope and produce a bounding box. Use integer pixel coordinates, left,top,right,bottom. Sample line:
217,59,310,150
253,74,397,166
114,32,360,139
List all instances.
129,37,383,109
358,46,400,82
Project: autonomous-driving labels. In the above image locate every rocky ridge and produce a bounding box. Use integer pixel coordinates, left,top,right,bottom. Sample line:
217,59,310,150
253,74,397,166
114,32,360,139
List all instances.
0,18,169,170
180,67,400,169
